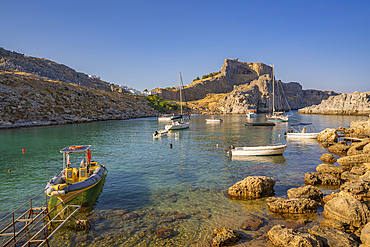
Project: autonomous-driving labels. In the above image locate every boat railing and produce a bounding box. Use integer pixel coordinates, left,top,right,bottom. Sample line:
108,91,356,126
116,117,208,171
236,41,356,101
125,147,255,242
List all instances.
0,189,81,247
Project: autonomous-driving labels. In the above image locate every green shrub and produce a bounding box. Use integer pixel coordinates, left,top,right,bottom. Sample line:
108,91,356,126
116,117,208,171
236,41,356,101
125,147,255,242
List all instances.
146,95,180,113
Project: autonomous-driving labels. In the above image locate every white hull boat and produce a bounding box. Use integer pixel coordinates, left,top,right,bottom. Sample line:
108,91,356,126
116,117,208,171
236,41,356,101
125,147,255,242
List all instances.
165,121,190,130
285,123,320,139
246,110,257,118
228,144,287,156
206,116,223,123
158,114,181,121
153,129,169,138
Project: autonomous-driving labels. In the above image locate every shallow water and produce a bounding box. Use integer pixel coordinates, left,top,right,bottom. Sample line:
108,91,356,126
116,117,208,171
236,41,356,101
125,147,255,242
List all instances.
0,112,368,246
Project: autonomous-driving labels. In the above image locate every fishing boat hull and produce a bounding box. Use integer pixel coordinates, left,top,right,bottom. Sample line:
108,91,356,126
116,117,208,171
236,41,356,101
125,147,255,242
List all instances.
165,122,190,130
228,144,287,156
286,133,319,139
267,115,289,122
45,165,106,204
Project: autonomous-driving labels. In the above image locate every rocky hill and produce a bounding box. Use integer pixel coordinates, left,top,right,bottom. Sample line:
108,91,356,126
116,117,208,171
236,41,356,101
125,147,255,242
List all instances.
0,48,157,129
298,92,370,116
154,59,339,114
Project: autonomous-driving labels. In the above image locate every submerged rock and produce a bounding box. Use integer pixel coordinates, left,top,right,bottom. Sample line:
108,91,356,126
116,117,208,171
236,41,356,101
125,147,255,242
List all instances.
267,225,323,247
241,214,264,231
228,176,275,199
287,185,323,202
323,196,370,229
211,227,242,247
267,197,318,214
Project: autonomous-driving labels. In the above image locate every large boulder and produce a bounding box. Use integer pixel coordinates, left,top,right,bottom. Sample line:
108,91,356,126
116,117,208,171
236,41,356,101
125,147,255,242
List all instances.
287,185,323,202
267,197,318,214
348,141,370,156
320,153,337,164
228,176,275,199
308,225,360,247
304,172,342,187
318,128,338,143
316,163,344,178
337,154,370,170
361,222,370,245
364,144,370,154
340,181,370,198
323,196,370,229
267,225,323,247
211,227,242,247
328,143,351,155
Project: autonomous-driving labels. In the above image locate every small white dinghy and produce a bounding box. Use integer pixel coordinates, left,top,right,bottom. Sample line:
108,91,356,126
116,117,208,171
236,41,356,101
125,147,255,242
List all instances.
228,144,287,156
205,116,223,123
285,123,319,139
153,129,170,138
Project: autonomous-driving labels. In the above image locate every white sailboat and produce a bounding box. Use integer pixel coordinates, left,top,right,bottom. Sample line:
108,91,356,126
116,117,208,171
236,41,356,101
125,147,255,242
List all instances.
266,65,291,122
165,72,191,131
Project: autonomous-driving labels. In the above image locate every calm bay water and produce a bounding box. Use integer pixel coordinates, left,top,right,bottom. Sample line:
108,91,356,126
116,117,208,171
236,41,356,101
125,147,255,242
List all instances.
0,111,368,246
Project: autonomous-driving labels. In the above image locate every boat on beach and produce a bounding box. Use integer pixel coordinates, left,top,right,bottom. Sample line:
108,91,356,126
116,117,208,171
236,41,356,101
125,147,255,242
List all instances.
45,145,107,204
205,116,223,123
228,144,287,156
153,129,170,138
285,123,320,139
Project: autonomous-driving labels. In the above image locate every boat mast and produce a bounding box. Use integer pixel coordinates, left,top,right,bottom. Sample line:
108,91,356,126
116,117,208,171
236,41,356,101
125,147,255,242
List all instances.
179,72,183,116
272,64,275,114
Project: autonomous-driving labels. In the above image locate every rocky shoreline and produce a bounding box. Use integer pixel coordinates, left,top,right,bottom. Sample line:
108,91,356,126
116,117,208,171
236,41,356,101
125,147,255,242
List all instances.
211,118,370,246
298,91,370,116
0,72,157,130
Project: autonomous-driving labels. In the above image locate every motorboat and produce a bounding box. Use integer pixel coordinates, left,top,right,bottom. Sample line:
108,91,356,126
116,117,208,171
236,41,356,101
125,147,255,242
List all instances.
285,123,320,139
228,144,287,156
206,116,223,123
153,129,170,138
45,145,106,204
246,109,257,118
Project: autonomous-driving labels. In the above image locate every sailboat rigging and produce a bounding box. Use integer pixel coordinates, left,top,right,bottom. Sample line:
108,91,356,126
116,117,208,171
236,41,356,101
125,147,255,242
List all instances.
165,72,191,130
266,65,292,122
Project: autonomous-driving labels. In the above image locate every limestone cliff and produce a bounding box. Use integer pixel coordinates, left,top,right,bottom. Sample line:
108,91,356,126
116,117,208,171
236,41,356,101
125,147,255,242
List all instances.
298,92,370,116
153,58,338,114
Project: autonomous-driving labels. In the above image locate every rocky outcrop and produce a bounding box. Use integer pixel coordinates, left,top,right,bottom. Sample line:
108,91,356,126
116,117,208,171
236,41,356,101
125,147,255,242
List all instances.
318,128,339,143
320,153,337,164
298,91,370,116
304,172,342,187
227,176,275,199
153,58,338,113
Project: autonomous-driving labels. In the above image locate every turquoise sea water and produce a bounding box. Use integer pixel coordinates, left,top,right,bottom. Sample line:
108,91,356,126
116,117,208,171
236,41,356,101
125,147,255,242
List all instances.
0,111,368,246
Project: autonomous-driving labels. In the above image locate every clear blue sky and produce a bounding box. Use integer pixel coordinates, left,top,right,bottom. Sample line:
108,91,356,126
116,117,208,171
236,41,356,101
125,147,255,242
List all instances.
1,0,369,93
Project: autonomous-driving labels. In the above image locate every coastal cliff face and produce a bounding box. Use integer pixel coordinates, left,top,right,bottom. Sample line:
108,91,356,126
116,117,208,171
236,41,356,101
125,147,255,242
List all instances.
0,48,157,129
298,92,370,116
153,59,338,114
